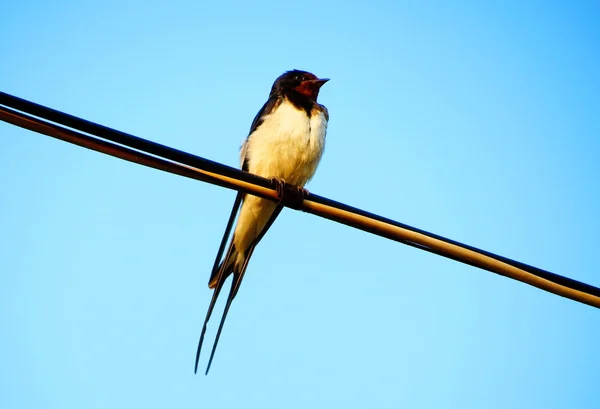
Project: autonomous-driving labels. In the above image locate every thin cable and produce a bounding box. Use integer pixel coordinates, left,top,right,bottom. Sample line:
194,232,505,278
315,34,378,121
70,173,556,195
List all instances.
1,90,589,294
1,92,599,309
0,106,277,200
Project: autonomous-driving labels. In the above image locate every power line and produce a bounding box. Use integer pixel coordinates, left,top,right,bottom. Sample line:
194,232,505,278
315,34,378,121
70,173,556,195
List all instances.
1,90,599,308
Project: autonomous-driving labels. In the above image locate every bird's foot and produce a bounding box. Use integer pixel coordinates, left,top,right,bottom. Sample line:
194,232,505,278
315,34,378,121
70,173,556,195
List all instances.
271,178,306,210
272,177,286,200
297,186,310,198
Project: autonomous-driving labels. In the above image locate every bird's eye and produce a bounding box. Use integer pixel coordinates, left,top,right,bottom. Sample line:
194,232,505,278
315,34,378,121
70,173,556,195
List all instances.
295,75,303,82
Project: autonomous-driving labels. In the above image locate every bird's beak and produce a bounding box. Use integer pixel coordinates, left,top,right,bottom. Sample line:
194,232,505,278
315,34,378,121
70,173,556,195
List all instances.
314,78,329,88
304,78,329,89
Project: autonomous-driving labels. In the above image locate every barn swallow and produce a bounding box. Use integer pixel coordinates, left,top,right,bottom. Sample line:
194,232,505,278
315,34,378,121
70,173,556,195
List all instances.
194,70,329,374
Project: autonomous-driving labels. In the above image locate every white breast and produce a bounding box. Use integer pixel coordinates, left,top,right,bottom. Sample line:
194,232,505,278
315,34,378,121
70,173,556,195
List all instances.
232,98,327,254
244,98,327,186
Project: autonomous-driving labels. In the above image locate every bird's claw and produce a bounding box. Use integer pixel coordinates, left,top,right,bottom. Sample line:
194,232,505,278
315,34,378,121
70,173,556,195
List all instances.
272,177,286,200
297,186,310,198
271,178,306,210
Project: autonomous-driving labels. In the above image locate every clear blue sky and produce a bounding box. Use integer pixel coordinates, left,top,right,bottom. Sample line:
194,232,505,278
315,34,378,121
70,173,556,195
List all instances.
2,1,599,408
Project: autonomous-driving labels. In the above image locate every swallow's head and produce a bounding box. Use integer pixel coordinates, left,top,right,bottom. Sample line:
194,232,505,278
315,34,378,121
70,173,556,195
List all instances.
271,69,329,101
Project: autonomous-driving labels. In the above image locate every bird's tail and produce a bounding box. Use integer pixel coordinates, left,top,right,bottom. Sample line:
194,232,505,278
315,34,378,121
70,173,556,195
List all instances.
194,201,283,375
208,243,237,289
195,241,254,374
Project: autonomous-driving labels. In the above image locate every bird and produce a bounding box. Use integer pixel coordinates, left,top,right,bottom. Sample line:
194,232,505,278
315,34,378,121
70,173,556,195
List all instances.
194,69,330,374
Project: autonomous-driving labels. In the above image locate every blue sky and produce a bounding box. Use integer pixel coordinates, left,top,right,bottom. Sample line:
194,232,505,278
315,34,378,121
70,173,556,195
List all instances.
1,1,599,408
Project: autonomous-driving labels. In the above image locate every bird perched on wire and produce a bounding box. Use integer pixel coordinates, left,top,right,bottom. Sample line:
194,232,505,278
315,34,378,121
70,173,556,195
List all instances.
195,69,330,374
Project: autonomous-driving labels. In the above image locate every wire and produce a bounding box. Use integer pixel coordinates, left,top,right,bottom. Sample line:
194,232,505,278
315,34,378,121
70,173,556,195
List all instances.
1,91,599,308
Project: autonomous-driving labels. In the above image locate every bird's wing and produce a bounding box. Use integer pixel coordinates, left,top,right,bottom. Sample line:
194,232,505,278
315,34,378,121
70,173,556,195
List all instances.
206,192,243,288
240,95,282,170
321,104,329,122
207,95,282,286
196,95,285,374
